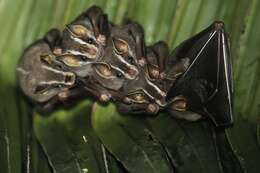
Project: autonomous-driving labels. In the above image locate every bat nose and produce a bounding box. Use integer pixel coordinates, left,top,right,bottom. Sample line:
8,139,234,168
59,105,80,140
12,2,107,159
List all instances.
146,103,159,114
128,68,138,78
64,73,75,85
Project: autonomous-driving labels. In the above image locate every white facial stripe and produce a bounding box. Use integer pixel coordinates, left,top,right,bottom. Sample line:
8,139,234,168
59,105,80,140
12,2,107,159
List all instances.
41,65,75,85
74,37,88,45
70,36,88,45
141,89,155,101
145,77,166,97
65,50,96,59
110,64,133,79
17,67,29,75
42,65,64,74
114,51,138,71
70,35,97,47
139,89,164,106
66,50,85,56
39,80,67,85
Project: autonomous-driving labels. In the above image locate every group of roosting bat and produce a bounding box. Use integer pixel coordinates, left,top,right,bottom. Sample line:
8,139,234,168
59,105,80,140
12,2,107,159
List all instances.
17,6,233,125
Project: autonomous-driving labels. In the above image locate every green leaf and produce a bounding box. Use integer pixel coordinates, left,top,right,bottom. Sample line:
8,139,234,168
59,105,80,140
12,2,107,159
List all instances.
147,114,225,173
257,125,260,148
92,103,173,173
234,0,260,122
34,101,123,173
225,115,260,172
0,85,23,173
127,0,169,44
215,131,244,173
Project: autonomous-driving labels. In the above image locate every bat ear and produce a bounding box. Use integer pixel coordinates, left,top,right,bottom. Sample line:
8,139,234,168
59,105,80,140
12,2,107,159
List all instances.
86,6,110,38
93,63,113,79
150,41,169,73
40,54,56,66
72,6,110,39
112,37,129,55
125,20,146,65
43,28,61,49
56,55,82,67
97,14,110,38
67,24,90,37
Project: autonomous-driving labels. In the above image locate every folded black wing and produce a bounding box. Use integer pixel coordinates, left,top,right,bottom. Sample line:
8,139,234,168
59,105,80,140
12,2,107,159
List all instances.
166,21,233,127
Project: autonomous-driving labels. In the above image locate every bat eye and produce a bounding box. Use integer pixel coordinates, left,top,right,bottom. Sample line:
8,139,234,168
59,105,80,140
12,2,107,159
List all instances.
94,63,113,79
58,55,81,67
34,84,49,94
112,38,129,54
127,92,149,104
128,56,135,64
86,37,95,44
69,25,89,37
116,72,123,78
80,56,87,61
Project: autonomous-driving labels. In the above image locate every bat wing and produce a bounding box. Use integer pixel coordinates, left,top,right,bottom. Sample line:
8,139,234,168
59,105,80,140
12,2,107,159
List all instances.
166,21,233,127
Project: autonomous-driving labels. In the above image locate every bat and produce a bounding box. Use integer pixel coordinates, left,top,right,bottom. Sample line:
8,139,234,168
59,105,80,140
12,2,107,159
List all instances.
54,6,110,78
16,29,77,113
165,21,233,127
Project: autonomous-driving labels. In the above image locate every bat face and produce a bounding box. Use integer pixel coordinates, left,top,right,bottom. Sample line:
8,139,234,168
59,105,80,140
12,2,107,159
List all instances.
92,62,126,91
58,6,110,77
84,22,146,98
61,23,103,60
116,82,165,115
98,22,146,80
17,40,76,103
166,21,233,126
112,40,169,115
146,41,169,80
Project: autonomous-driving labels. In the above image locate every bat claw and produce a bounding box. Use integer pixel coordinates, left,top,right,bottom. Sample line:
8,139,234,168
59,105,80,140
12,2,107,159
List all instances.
213,21,224,30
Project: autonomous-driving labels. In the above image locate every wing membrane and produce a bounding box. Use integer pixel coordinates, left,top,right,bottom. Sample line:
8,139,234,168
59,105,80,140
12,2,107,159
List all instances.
166,22,233,127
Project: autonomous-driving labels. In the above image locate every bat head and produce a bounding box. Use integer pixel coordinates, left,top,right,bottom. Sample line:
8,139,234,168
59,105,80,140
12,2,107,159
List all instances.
99,21,146,80
60,6,110,62
112,40,170,115
91,61,127,91
83,21,147,97
146,41,169,80
17,41,76,103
